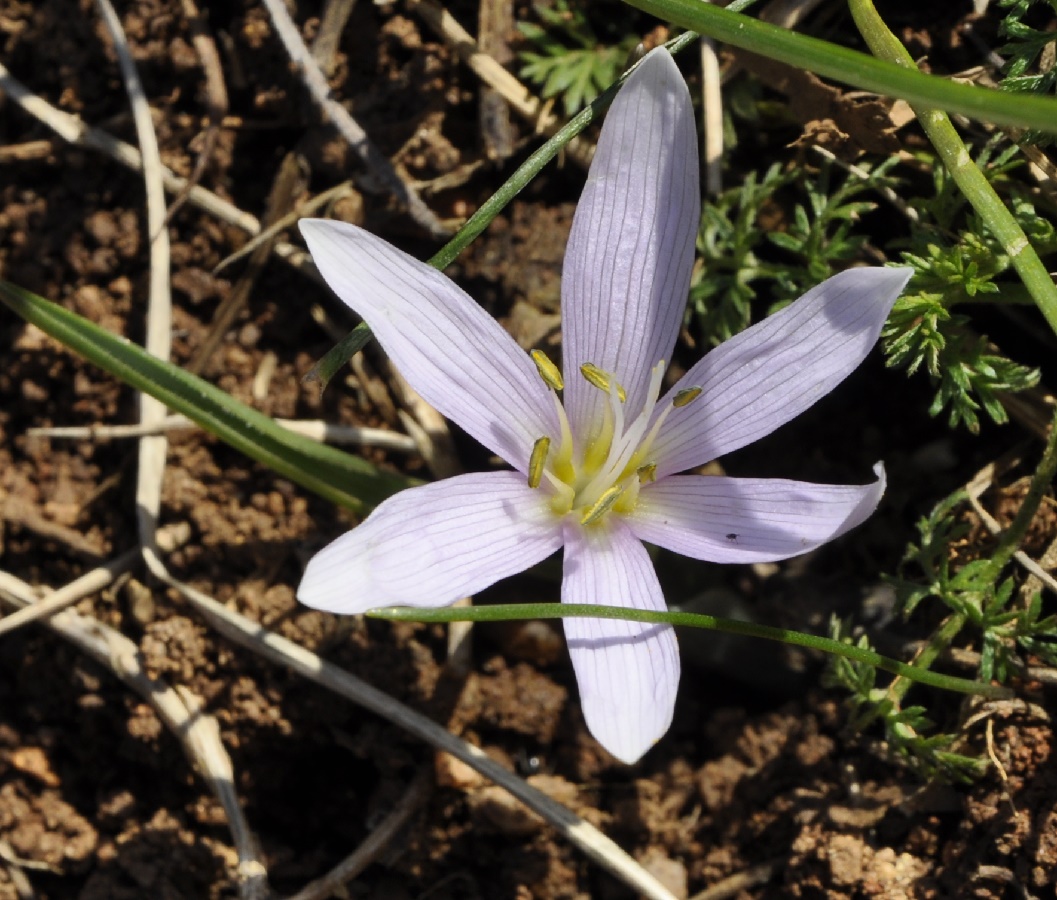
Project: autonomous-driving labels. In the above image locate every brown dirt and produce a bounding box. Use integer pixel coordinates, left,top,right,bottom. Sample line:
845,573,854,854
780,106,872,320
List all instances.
1,1,1056,899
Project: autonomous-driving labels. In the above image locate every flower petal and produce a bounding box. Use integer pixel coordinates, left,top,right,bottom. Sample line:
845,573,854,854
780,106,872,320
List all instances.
650,267,912,477
561,48,700,432
301,219,557,471
298,472,563,613
628,465,885,563
561,520,679,764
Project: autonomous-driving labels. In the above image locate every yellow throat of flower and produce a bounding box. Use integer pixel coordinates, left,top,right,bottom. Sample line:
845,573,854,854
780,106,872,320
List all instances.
527,350,700,527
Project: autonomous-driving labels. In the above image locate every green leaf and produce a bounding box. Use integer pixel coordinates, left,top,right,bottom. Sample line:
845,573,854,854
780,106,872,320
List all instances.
0,281,417,512
623,0,1057,133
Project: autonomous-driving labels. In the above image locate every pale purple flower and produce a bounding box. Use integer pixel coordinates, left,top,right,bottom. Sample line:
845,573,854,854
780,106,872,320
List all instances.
296,48,912,764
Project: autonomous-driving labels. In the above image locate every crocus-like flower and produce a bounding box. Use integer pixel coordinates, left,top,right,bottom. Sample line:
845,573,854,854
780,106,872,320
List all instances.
297,48,911,764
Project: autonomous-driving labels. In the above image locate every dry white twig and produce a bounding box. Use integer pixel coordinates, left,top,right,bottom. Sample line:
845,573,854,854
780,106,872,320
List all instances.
310,0,358,76
0,62,259,233
0,548,139,638
212,180,355,276
0,65,368,286
141,557,677,900
966,463,1057,595
259,0,450,238
699,32,723,196
811,145,918,222
759,0,828,27
29,414,419,453
91,0,172,555
385,366,460,479
0,839,37,899
406,0,594,171
81,8,269,896
0,572,268,898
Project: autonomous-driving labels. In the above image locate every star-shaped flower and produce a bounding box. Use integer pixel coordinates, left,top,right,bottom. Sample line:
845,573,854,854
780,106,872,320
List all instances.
297,48,911,763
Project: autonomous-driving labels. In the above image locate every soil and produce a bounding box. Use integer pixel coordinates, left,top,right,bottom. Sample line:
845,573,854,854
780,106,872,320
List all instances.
1,1,1056,899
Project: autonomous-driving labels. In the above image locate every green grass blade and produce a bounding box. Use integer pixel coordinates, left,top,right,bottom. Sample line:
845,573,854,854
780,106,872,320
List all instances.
625,0,1057,134
0,280,416,511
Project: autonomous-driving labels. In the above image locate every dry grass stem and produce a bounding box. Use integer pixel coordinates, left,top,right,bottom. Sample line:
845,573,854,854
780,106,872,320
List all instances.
168,0,229,223
406,0,595,170
699,32,724,196
0,839,37,899
259,0,450,238
384,364,460,480
0,549,139,639
1,497,107,560
688,858,782,900
759,0,828,27
0,62,328,287
0,138,55,161
188,152,308,375
211,181,357,276
310,0,358,75
477,0,516,161
29,416,420,453
966,463,1057,594
0,572,269,899
142,557,677,900
92,0,173,564
0,62,259,233
811,144,919,221
996,388,1057,443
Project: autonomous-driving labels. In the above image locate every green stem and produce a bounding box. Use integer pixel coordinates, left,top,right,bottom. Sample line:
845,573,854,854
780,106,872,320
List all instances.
309,31,703,388
989,408,1057,575
885,613,967,705
848,0,1057,339
303,322,372,392
425,34,703,272
369,603,1011,699
623,0,1057,134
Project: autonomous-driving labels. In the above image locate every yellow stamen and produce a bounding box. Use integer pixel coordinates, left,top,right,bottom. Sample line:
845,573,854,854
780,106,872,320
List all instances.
637,463,657,483
528,436,551,489
580,484,624,526
673,386,703,408
530,350,564,392
580,363,626,403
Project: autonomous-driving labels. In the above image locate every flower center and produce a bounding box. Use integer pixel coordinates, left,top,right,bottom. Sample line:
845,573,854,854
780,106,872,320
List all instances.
527,351,700,527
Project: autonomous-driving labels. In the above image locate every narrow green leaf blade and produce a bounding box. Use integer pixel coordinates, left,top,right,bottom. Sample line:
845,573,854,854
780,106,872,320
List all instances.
624,0,1057,134
0,280,417,511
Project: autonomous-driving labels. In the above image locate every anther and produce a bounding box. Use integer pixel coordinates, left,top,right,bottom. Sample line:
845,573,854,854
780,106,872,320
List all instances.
672,386,703,408
530,350,564,392
636,463,657,483
528,436,551,489
580,484,624,526
580,363,626,403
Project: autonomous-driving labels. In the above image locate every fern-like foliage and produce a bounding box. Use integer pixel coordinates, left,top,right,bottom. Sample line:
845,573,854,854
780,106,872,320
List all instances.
824,620,986,783
883,226,1040,433
998,0,1057,143
881,142,1046,432
689,158,898,347
999,0,1057,93
517,1,639,118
